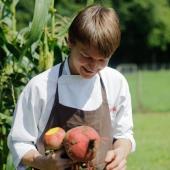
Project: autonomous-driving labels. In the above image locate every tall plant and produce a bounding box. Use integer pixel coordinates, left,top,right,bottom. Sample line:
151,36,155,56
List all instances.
0,0,70,169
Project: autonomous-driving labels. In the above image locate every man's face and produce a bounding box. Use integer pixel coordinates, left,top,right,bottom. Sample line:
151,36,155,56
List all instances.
69,41,110,79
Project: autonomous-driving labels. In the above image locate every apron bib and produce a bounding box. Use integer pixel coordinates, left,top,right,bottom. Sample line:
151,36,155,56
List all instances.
35,62,113,170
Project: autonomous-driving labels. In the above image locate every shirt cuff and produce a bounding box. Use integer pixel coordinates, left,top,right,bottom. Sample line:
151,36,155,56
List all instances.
113,135,136,152
9,141,37,169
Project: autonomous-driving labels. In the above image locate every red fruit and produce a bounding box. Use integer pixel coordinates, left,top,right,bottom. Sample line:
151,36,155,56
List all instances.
64,126,100,162
44,127,66,150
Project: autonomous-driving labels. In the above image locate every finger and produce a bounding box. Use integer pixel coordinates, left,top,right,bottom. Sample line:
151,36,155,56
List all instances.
114,164,127,170
116,159,127,170
52,149,70,159
105,150,116,163
57,161,73,169
120,165,127,170
51,152,73,165
106,159,126,170
105,156,120,170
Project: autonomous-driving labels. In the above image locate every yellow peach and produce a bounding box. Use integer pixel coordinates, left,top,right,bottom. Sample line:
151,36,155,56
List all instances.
44,127,66,150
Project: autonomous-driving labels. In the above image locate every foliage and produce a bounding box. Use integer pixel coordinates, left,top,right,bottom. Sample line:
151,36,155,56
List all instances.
110,0,170,66
54,0,112,17
15,1,34,29
0,0,72,169
113,0,170,50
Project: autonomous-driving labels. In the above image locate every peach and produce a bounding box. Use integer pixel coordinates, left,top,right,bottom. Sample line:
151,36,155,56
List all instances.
44,127,66,150
64,126,100,162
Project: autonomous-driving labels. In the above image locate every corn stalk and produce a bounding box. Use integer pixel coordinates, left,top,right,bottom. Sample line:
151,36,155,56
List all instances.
38,27,54,71
11,0,19,33
48,0,56,69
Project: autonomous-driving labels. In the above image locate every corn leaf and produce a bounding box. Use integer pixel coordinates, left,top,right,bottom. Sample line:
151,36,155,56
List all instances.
5,152,15,170
25,0,52,46
12,0,19,6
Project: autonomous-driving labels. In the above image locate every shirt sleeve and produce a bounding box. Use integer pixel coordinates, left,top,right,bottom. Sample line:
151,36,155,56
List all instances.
112,76,136,152
7,79,42,169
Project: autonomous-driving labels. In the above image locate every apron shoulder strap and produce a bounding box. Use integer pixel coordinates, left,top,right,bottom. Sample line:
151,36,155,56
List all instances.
58,61,65,77
98,72,106,91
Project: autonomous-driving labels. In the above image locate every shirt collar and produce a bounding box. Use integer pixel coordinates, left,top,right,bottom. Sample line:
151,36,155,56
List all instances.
63,58,71,75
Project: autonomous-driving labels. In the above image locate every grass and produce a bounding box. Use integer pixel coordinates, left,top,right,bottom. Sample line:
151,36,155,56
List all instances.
125,70,170,112
127,113,170,170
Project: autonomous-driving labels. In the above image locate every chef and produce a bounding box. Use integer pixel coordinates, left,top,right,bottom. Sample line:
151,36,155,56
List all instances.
8,5,135,170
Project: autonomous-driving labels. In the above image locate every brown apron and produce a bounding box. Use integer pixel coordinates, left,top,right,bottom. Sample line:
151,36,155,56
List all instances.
35,62,113,170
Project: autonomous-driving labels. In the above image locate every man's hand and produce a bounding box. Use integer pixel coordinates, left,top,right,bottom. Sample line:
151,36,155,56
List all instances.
39,149,73,170
104,138,132,170
104,148,127,170
22,149,73,170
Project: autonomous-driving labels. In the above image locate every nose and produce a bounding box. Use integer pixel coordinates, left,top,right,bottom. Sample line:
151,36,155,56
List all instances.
89,61,98,71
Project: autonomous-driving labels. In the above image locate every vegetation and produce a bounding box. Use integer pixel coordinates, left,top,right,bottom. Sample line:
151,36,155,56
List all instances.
0,0,72,169
110,0,170,65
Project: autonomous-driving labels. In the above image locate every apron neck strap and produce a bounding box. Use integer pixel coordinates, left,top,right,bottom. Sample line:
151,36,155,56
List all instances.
98,72,106,91
58,61,65,78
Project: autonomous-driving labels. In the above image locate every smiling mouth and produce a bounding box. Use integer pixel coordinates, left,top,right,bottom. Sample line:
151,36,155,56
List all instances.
83,67,96,74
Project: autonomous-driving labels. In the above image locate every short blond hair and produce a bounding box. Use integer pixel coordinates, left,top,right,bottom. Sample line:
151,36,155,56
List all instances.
68,5,121,58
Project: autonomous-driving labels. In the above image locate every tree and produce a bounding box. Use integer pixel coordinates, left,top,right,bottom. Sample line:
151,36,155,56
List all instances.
111,0,170,65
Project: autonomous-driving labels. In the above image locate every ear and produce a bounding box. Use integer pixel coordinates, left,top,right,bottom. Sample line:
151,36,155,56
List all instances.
67,36,78,49
67,36,74,49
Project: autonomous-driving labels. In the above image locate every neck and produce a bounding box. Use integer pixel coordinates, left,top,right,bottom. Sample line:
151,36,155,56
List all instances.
68,56,77,75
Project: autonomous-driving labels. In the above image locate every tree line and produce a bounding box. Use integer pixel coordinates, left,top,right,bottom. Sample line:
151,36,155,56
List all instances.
15,0,170,66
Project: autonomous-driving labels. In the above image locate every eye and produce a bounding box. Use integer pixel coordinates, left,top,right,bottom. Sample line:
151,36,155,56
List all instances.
99,59,104,62
98,59,106,63
80,52,89,58
80,52,92,61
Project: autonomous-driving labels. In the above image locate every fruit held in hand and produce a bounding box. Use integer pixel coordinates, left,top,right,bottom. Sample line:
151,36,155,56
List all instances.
44,127,66,150
64,126,100,162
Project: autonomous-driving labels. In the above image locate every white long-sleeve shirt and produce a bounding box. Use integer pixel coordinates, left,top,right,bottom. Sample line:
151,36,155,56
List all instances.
8,60,136,169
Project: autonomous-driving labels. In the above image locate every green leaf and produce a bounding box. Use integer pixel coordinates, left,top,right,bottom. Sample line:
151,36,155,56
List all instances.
13,0,19,6
0,113,12,125
54,44,63,64
6,43,20,58
0,47,6,68
0,27,7,46
5,152,15,170
86,0,94,6
25,0,52,46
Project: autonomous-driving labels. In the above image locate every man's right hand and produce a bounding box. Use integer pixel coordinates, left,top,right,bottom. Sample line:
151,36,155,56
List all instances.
22,149,73,170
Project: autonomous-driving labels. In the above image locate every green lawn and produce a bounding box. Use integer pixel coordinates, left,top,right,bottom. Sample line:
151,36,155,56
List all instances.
125,70,170,113
127,113,170,170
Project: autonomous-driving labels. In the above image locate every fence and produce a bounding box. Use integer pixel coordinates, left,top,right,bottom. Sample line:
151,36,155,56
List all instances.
115,63,170,113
